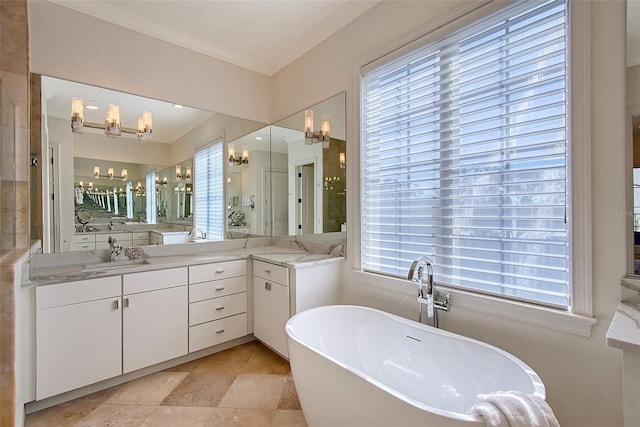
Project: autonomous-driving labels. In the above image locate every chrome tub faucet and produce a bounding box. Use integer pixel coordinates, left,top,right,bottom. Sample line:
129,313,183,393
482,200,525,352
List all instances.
407,256,449,327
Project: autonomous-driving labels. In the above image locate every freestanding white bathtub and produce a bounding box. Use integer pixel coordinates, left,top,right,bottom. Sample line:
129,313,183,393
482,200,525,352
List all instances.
286,305,546,427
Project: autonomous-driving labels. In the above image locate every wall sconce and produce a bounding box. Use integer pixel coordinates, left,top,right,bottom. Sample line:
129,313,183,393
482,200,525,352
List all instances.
71,97,84,132
155,176,168,187
93,166,128,180
304,110,331,148
105,104,122,137
176,165,192,180
88,182,93,188
78,181,84,188
70,98,153,142
228,144,249,167
137,111,152,142
339,152,346,169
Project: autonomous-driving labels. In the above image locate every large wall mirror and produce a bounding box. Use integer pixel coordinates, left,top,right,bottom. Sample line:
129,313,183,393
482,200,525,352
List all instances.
37,76,346,252
39,75,267,252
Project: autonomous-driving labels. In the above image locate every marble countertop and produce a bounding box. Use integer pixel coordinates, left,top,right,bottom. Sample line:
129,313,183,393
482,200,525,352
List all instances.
606,301,640,352
26,243,344,287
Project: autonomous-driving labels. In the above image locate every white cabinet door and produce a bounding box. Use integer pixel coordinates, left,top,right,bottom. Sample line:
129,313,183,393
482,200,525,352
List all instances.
253,276,290,358
36,297,122,400
122,286,188,373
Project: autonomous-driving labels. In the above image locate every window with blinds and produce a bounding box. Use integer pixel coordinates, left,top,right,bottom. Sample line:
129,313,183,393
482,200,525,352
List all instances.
194,139,224,240
145,171,157,224
361,0,569,308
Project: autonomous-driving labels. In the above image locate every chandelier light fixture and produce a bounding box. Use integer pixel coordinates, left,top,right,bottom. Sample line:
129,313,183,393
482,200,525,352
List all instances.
304,110,331,148
71,98,152,142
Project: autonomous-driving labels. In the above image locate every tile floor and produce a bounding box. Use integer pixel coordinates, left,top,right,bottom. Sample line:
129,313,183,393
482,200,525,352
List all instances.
25,341,307,427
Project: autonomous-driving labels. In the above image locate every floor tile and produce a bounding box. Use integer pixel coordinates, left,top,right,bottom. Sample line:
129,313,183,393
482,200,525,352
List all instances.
219,374,287,409
24,402,100,427
162,358,201,373
105,372,188,405
271,410,308,427
160,372,235,407
139,406,215,427
193,342,257,375
242,343,290,375
70,383,126,405
205,408,276,427
71,403,154,427
277,376,301,410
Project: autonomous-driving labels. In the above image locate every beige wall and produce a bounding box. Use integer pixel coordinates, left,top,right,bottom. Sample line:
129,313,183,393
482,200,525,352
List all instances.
272,1,626,426
27,1,272,125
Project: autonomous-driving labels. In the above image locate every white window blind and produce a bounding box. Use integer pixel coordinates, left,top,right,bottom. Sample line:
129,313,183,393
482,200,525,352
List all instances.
145,171,156,224
361,0,569,308
194,139,224,240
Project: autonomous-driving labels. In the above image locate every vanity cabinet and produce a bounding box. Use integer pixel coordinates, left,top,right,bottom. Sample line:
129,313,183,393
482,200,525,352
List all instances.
35,276,122,400
188,260,248,352
252,258,344,359
96,232,149,249
70,233,96,251
122,267,188,373
253,260,290,358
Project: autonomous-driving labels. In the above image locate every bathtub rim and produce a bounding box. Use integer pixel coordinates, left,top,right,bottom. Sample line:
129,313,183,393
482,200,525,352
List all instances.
286,304,546,424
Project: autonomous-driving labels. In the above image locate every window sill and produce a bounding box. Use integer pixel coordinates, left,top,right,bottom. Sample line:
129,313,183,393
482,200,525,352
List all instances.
352,270,597,337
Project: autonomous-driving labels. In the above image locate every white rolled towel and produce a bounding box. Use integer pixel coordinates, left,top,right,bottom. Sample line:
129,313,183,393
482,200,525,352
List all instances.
467,391,560,427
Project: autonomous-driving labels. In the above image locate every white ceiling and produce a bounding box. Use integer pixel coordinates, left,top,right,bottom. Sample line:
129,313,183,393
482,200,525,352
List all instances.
48,0,378,76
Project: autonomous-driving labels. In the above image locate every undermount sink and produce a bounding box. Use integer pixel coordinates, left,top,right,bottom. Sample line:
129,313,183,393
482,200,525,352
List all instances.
81,259,151,271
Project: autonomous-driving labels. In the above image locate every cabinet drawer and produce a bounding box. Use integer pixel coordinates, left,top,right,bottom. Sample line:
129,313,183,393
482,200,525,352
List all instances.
189,292,247,326
189,259,246,284
123,267,188,294
132,232,149,240
189,276,247,303
253,260,289,285
189,313,247,352
71,242,96,251
71,234,95,244
96,232,132,242
37,276,121,309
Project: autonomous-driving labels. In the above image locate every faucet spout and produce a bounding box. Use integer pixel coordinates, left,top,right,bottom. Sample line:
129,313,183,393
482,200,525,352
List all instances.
108,236,122,262
407,256,436,326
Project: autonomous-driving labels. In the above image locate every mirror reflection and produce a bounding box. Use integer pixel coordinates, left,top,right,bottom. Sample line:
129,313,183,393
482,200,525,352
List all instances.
269,92,347,237
38,76,347,252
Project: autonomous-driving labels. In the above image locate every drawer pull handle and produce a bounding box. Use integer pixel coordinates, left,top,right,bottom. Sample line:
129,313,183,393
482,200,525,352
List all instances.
216,306,225,311
265,282,272,291
215,269,225,274
114,299,120,310
215,286,225,291
264,269,271,274
216,329,225,334
124,298,131,308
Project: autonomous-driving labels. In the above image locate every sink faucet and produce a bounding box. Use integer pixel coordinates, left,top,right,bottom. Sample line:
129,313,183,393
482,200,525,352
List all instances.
407,256,449,327
189,228,205,239
108,236,122,262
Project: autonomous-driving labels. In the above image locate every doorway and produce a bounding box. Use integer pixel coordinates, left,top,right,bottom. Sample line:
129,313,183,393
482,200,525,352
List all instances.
295,163,315,235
